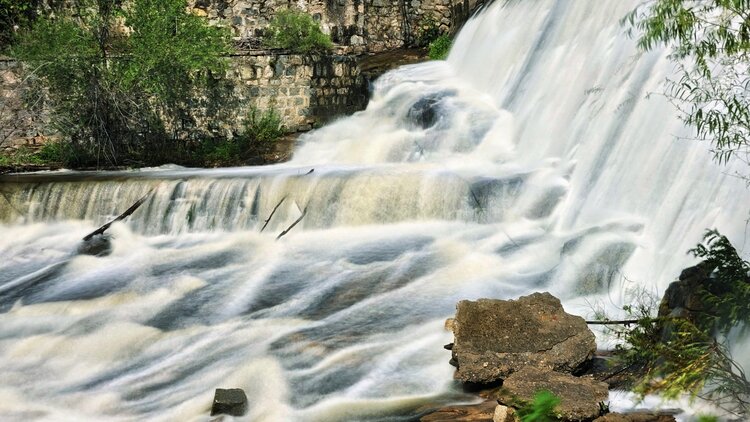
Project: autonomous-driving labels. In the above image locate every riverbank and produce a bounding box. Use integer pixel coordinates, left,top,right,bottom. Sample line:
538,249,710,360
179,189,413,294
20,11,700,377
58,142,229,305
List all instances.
0,47,431,175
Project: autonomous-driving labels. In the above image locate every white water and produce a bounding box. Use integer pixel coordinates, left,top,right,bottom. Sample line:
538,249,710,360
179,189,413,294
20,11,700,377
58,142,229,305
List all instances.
1,1,749,420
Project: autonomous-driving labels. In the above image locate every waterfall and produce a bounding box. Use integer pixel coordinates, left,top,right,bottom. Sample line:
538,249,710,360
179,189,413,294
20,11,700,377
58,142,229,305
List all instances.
1,1,748,420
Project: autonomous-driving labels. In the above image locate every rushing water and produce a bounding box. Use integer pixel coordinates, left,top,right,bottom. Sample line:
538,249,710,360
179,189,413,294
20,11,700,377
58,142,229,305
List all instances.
2,1,750,421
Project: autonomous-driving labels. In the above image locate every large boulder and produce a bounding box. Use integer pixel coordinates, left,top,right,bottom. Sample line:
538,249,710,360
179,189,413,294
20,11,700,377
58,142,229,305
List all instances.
450,292,596,383
498,366,609,421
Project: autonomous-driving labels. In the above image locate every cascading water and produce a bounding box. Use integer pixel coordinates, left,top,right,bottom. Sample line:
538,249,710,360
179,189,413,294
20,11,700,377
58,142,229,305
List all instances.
1,1,749,420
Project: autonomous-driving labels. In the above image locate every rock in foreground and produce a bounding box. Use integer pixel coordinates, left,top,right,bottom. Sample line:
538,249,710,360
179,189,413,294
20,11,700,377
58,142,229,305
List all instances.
498,366,608,421
211,388,248,417
419,400,498,421
450,292,596,383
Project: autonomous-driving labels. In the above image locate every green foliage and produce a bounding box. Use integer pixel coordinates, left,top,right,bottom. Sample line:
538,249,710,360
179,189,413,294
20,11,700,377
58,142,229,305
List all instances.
625,0,750,169
0,146,44,166
414,15,441,47
0,0,43,49
516,390,561,422
697,415,719,422
36,140,79,166
689,229,750,336
602,231,750,416
242,107,285,145
10,0,231,166
202,107,285,165
428,34,452,60
264,9,332,52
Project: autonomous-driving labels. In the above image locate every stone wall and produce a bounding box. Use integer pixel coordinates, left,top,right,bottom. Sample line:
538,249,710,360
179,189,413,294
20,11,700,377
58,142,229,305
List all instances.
230,52,368,132
0,59,53,151
0,52,367,149
189,0,489,53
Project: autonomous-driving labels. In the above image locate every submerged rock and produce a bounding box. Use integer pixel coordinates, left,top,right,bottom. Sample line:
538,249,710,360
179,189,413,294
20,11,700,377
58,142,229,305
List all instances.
498,366,608,421
450,292,596,383
77,234,112,256
210,388,248,417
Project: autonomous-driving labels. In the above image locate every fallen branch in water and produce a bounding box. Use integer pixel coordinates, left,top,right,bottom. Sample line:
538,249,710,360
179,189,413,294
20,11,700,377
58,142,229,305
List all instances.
585,319,642,325
260,196,287,232
276,206,307,240
82,189,153,241
260,169,313,233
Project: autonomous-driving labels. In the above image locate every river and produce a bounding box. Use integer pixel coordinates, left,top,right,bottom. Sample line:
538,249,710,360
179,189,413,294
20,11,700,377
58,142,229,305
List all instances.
1,1,749,421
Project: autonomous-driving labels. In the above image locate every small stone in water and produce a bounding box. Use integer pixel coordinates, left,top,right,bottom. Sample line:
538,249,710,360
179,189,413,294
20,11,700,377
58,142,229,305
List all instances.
211,388,248,416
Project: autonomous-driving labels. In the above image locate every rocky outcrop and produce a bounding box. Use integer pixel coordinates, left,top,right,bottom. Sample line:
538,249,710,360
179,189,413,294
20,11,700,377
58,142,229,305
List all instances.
449,292,596,383
497,366,608,421
658,262,713,322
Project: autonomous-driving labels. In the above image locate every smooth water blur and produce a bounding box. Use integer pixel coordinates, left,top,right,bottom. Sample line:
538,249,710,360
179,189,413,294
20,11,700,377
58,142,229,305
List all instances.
1,0,749,420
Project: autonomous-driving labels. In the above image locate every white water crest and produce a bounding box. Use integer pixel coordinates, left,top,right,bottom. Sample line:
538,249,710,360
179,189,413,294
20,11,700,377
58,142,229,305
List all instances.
1,0,749,420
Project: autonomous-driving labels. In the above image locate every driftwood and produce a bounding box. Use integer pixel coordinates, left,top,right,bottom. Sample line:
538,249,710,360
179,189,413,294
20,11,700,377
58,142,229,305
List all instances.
260,196,287,232
82,190,153,241
260,169,313,233
276,206,308,240
585,319,641,325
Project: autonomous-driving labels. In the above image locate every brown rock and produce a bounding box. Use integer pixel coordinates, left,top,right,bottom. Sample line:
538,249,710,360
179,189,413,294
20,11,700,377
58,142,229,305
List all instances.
498,366,609,421
594,412,676,422
493,404,518,422
420,400,497,422
451,292,596,383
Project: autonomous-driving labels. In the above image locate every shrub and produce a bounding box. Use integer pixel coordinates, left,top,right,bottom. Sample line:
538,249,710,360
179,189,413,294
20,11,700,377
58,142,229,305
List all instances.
516,390,560,422
428,34,451,60
11,0,231,166
242,107,285,145
600,231,750,417
414,15,441,47
36,140,77,165
264,9,332,52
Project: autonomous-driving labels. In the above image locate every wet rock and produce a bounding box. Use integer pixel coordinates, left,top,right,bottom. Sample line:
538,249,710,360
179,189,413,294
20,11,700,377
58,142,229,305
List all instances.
450,292,596,383
594,412,676,422
658,262,713,322
211,388,248,417
498,366,608,421
420,400,498,421
77,234,112,256
405,90,455,129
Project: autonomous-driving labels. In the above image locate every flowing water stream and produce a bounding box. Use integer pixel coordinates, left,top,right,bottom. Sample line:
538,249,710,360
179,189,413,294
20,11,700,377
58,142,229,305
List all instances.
2,1,750,421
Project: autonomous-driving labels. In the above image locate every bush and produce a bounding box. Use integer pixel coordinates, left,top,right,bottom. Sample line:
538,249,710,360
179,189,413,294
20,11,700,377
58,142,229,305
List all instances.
36,140,77,165
516,390,560,422
242,107,285,145
428,34,451,60
414,15,441,47
264,9,332,52
600,231,750,417
201,107,285,165
11,0,231,166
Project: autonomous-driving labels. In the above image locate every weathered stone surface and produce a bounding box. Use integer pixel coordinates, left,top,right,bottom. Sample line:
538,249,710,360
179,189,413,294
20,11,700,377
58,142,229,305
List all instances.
420,400,497,421
450,292,596,383
594,412,676,422
185,0,489,53
658,262,713,321
492,404,518,422
210,388,248,417
499,366,608,421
